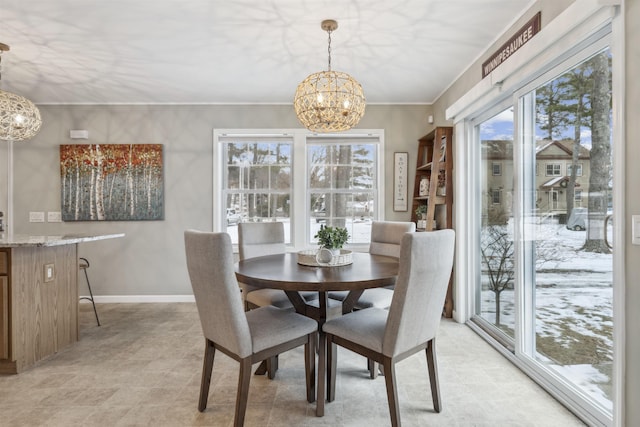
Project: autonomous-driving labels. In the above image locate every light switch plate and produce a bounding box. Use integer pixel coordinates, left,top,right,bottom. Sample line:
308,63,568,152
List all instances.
29,211,45,222
633,215,640,245
47,211,62,222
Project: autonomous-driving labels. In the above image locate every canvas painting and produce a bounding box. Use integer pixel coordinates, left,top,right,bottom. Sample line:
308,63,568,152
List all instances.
60,144,164,221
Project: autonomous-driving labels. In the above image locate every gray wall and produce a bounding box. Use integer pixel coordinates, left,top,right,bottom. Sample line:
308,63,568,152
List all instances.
8,104,430,296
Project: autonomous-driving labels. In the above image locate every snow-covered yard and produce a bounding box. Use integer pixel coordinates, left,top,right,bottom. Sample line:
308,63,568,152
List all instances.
481,221,613,409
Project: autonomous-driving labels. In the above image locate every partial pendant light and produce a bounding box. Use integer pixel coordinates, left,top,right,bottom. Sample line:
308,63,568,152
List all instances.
293,19,365,133
0,42,42,142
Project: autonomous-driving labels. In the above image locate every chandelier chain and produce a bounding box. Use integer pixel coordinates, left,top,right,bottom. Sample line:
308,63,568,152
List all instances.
327,29,332,71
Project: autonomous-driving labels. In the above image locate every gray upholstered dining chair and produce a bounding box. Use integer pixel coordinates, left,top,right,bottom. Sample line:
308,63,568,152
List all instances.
319,229,455,427
328,220,416,310
184,230,317,426
238,222,318,310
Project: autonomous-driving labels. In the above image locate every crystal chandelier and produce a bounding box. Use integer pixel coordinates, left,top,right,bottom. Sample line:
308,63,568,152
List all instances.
293,20,365,133
0,43,42,142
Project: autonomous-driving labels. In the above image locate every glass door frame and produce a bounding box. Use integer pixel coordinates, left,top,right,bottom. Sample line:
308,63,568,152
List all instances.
461,22,623,427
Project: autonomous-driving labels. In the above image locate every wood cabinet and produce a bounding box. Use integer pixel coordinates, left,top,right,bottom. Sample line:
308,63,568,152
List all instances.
410,126,454,318
0,245,79,374
411,127,453,231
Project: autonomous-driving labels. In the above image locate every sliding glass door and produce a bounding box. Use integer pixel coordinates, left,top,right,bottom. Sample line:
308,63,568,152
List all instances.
473,44,614,423
478,107,516,342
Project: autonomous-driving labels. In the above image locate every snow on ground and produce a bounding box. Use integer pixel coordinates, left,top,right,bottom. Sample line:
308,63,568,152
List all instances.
481,221,613,409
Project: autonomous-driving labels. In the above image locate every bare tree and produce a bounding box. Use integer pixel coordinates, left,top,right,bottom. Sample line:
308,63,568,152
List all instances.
481,225,514,326
481,224,563,326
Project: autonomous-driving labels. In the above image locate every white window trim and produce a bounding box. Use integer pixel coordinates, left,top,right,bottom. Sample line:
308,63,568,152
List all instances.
546,163,562,176
567,162,584,176
213,128,385,252
448,2,624,426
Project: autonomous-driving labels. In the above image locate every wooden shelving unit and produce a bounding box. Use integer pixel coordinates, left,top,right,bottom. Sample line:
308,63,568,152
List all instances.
410,126,454,318
411,127,453,231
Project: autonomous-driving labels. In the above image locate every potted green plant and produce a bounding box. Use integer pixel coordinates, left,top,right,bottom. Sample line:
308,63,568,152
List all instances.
314,225,349,255
415,204,428,229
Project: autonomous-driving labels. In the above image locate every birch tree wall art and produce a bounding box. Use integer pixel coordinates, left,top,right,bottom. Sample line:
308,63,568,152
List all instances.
60,144,164,221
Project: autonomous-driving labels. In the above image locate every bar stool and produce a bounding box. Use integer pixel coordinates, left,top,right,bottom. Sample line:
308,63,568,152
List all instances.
79,257,100,326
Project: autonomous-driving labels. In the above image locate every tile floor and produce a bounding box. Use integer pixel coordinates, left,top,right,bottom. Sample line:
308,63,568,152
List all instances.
0,303,585,426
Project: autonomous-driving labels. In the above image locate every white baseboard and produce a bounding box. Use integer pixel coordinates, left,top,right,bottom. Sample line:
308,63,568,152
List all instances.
79,295,195,303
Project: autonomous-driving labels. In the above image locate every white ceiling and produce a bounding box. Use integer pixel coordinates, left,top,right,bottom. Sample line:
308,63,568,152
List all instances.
2,0,533,105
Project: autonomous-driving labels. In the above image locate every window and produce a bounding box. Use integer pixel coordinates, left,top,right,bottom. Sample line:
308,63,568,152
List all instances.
545,163,562,176
214,130,383,248
492,162,502,176
307,137,378,245
491,189,502,204
567,163,583,176
218,136,293,243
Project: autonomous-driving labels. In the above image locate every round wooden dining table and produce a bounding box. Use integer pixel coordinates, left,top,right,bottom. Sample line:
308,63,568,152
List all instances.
235,251,399,416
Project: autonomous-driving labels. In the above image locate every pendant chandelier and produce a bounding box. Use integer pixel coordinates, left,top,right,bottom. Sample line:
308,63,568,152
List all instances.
293,19,365,133
0,43,42,142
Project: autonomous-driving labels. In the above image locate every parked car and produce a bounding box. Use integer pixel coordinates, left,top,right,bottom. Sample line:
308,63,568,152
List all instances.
566,207,587,231
226,208,242,225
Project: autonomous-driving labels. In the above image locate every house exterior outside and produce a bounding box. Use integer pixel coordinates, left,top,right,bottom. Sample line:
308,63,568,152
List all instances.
482,139,591,224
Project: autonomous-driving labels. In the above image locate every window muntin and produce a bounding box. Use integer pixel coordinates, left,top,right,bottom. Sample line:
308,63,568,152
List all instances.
545,163,562,176
492,162,502,176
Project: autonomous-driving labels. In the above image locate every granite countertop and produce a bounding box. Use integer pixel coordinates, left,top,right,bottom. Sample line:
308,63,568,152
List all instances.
0,233,125,247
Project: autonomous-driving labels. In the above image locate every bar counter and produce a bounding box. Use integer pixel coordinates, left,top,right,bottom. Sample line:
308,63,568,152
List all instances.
0,233,124,373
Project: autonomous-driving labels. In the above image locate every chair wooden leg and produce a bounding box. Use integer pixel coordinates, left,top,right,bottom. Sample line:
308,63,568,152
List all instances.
368,358,379,379
305,333,316,403
314,332,319,354
198,339,216,412
316,332,326,417
254,360,267,375
382,357,401,427
327,338,337,402
266,356,278,379
426,338,441,413
235,357,252,427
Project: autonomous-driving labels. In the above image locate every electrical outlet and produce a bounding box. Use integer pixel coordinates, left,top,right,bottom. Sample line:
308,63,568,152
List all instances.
44,263,55,282
47,211,62,222
29,211,45,222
